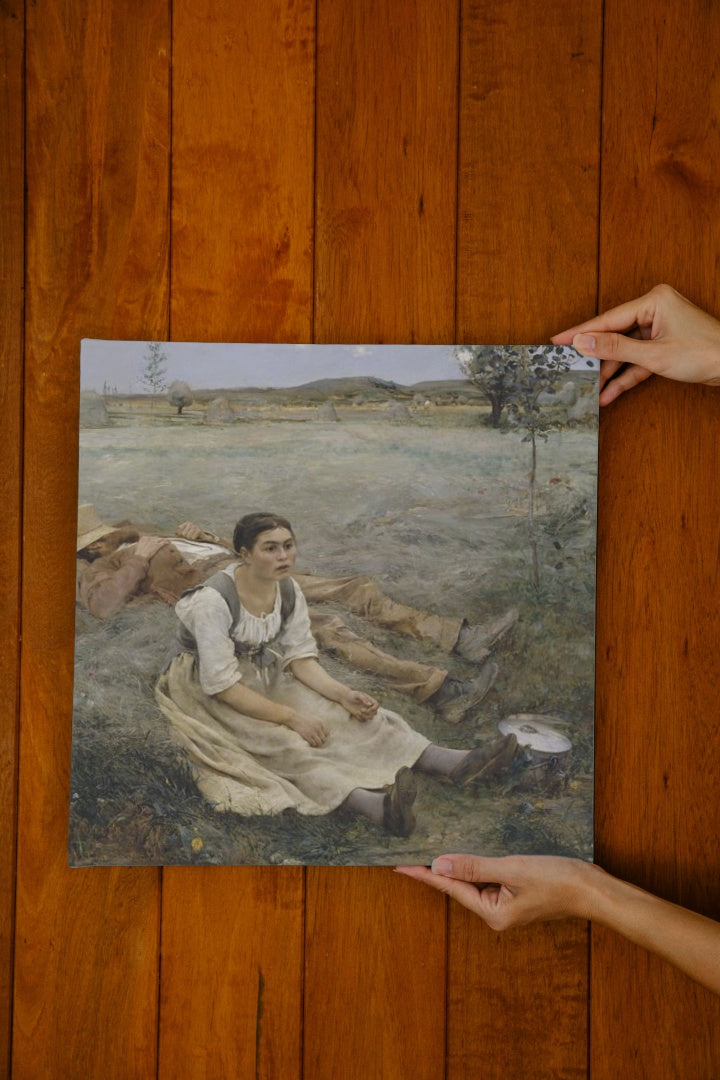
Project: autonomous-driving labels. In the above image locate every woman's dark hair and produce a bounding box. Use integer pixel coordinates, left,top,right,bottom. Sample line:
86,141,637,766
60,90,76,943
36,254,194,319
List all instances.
233,512,295,554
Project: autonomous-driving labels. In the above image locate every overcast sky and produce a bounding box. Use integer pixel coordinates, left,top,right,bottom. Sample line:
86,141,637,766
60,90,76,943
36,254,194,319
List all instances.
80,339,597,393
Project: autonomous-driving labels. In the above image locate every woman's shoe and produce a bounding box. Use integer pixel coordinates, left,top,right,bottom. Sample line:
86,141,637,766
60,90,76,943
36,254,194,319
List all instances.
382,767,418,837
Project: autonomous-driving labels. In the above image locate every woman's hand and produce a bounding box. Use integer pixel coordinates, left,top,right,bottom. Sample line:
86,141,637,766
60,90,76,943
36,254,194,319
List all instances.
339,688,379,721
216,681,327,744
395,854,594,929
397,853,720,995
285,712,328,747
551,283,720,405
290,657,378,719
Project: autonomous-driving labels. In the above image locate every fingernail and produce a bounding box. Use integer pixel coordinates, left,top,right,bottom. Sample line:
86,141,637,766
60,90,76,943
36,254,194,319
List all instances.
431,858,453,875
573,333,596,354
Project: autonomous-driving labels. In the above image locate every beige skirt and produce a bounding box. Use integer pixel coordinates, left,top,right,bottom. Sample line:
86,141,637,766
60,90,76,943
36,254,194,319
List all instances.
155,652,430,816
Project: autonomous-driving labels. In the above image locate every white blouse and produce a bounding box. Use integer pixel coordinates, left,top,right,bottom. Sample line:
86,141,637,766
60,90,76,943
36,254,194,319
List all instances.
175,569,318,695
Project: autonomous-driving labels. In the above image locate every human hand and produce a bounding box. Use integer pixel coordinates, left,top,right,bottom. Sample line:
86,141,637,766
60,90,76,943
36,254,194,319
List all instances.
551,284,720,405
286,712,328,748
176,521,213,541
395,854,597,929
135,536,169,560
340,689,379,721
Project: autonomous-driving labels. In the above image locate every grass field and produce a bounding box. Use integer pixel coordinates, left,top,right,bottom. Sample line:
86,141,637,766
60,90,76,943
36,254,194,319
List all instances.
71,401,597,866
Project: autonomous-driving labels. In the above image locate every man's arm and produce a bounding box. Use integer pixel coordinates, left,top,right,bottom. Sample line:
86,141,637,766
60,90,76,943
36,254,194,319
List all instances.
175,521,234,549
77,536,167,618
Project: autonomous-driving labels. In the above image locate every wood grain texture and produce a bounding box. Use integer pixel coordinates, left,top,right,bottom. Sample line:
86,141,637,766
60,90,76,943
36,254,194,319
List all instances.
314,0,459,345
593,1,720,1071
307,3,458,1076
599,1,720,311
6,1,720,1075
456,0,603,343
159,869,303,1080
160,3,314,1076
448,2,602,1075
448,920,587,1080
171,0,316,343
304,869,448,1080
0,2,24,1074
594,383,720,1073
15,1,170,1075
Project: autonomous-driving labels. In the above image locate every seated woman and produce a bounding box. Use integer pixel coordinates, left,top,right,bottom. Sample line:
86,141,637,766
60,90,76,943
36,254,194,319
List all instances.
155,511,516,837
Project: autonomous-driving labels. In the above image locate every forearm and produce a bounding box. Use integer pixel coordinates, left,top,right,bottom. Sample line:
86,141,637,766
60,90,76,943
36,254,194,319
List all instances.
175,522,234,550
289,656,347,703
79,554,148,618
582,866,720,995
215,676,327,746
200,531,234,550
216,679,295,726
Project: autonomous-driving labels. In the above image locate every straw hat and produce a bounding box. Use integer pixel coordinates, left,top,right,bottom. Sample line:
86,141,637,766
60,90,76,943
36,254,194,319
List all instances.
76,504,115,551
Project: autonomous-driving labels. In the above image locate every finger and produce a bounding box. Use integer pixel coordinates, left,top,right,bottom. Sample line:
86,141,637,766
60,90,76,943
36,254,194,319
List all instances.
572,331,672,375
431,853,509,884
395,865,433,881
395,867,487,914
598,358,624,390
549,329,578,346
599,365,653,405
552,313,655,350
552,291,662,342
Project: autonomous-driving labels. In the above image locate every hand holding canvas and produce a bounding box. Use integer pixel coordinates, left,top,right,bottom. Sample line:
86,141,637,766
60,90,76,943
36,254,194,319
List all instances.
552,283,720,405
396,854,591,927
397,291,720,994
396,855,720,995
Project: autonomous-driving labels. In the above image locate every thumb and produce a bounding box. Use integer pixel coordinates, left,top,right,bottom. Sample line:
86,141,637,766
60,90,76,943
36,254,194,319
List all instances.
573,331,666,374
431,854,504,883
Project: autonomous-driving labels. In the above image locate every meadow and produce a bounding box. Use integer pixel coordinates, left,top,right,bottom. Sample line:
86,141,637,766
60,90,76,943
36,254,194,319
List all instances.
71,399,597,866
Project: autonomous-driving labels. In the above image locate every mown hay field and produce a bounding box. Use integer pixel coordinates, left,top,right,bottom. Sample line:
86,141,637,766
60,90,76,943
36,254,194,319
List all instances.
72,403,597,866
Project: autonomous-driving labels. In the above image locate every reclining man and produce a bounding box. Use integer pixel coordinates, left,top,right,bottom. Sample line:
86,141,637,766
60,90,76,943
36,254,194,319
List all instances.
76,505,518,724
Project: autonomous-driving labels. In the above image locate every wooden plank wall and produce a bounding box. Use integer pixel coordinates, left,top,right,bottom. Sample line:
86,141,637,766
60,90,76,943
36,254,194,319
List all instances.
0,1,23,1075
3,0,719,1076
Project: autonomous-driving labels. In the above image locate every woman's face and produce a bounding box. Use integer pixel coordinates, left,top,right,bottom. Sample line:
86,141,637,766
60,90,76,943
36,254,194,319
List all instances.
242,527,297,581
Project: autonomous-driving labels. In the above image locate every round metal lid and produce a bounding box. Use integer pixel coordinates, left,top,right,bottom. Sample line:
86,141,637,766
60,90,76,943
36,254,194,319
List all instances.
498,714,572,754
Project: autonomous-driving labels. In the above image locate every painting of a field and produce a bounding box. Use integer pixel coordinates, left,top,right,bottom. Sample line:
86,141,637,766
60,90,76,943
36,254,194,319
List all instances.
71,341,598,866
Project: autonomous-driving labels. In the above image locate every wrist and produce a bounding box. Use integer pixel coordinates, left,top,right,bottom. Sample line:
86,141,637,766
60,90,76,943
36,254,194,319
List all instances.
551,859,607,921
574,862,636,923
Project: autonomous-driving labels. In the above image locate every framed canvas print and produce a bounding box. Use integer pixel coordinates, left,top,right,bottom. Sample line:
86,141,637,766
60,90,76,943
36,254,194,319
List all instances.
71,341,598,867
